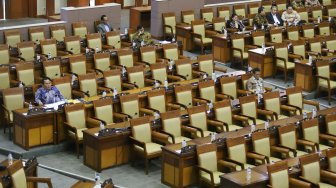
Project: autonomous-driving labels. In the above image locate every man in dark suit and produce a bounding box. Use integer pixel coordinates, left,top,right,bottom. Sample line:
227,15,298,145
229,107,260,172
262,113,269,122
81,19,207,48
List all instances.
266,5,283,26
97,15,113,36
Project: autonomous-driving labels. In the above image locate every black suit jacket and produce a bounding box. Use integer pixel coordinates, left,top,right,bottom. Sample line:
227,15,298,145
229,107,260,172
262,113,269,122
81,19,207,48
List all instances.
266,13,283,26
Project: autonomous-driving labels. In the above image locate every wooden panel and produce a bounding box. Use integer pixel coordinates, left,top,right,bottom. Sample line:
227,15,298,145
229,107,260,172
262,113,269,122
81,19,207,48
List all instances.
46,0,55,16
28,0,37,17
95,0,114,5
101,148,117,168
68,0,90,7
40,125,53,144
14,124,23,147
294,62,316,92
85,146,97,168
8,0,29,19
182,166,196,187
28,127,40,147
163,163,175,186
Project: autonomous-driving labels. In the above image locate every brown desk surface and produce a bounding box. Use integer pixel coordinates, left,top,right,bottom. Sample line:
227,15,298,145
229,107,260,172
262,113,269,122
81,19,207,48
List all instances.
220,169,268,187
71,180,95,188
130,6,151,12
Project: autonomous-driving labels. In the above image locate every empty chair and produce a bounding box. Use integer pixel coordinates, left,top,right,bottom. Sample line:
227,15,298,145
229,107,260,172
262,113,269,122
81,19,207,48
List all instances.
105,31,122,49
239,95,272,125
127,65,155,88
146,89,180,113
42,59,61,79
162,43,187,61
197,54,226,78
200,8,214,22
233,4,246,18
119,93,152,119
72,22,88,39
0,67,10,90
86,33,102,52
263,91,295,120
219,76,250,100
75,73,106,98
286,26,300,41
40,39,68,59
286,87,320,115
117,49,146,68
197,80,227,102
217,6,230,19
0,44,20,65
316,60,336,105
102,69,135,92
325,114,336,143
4,29,21,48
93,52,111,73
140,46,163,65
14,62,35,86
301,24,315,39
17,41,35,62
162,12,176,40
28,27,45,44
64,36,83,55
274,43,295,83
69,55,93,76
181,10,195,24
327,148,336,173
50,24,66,42
191,20,213,54
92,98,128,125
212,17,226,33
150,63,183,84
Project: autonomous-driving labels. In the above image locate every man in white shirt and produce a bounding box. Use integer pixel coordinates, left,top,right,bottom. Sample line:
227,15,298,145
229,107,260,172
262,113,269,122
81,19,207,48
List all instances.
97,15,113,37
266,5,283,26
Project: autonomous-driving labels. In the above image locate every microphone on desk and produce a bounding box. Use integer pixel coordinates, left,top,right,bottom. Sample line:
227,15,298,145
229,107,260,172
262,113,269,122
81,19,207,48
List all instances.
110,41,120,49
85,90,90,97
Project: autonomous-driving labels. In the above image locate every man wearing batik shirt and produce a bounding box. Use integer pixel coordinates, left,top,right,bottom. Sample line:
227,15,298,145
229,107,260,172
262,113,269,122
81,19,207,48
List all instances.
35,77,64,105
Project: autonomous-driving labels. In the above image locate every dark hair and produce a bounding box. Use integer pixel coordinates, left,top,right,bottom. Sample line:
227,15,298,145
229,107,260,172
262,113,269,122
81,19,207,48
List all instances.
271,5,278,10
137,25,143,31
231,13,238,20
258,6,265,14
287,4,293,9
41,77,52,84
101,15,107,21
252,68,261,74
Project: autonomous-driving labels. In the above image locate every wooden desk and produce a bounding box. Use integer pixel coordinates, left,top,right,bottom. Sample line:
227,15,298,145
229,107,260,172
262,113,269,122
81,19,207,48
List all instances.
176,25,193,51
71,180,95,188
212,34,231,64
129,6,151,30
220,169,268,188
248,48,274,78
13,109,55,150
294,60,316,92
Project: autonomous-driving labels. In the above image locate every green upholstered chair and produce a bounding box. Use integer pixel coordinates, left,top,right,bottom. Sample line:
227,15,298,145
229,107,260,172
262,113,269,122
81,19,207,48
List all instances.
130,116,167,174
28,27,45,44
42,59,61,79
316,60,336,105
162,12,176,40
53,76,72,100
200,8,214,22
191,20,213,54
64,36,82,55
181,10,195,24
72,22,88,39
87,33,102,52
239,95,272,125
286,87,320,115
50,24,66,42
0,67,10,90
274,43,295,83
4,29,21,48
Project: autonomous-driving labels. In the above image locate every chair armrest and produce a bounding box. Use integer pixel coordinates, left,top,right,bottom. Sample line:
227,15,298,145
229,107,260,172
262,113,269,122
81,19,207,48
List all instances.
207,119,225,132
26,177,52,188
232,47,243,59
280,104,297,113
257,109,275,120
122,82,137,90
163,25,174,35
1,104,11,123
237,89,253,96
172,73,187,80
159,130,175,143
265,41,276,46
271,145,290,158
320,133,336,143
232,115,249,125
129,136,146,151
321,169,336,184
152,131,169,145
223,158,244,171
57,50,70,56
245,45,258,50
214,66,227,73
277,144,298,157
63,122,78,138
186,124,204,137
192,97,210,105
285,104,302,115
247,152,268,164
303,99,320,110
113,112,132,120
181,125,197,135
167,102,187,110
297,139,317,152
86,117,101,128
218,159,241,172
166,103,182,110
191,32,203,42
205,30,218,37
215,93,229,100
274,56,286,63
72,90,88,98
139,107,156,116
289,177,313,188
197,165,214,185
167,74,185,82
288,53,304,60
135,61,151,67
298,176,320,187
238,114,256,125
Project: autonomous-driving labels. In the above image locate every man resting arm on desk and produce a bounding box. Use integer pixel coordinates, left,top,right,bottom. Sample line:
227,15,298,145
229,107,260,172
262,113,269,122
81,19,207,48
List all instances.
247,68,265,94
35,77,64,106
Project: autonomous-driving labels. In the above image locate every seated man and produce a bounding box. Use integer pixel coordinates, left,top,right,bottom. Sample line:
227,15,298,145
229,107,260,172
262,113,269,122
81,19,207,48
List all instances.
281,5,301,26
133,25,153,46
267,5,283,26
253,7,272,29
247,68,265,94
291,0,305,9
97,15,113,37
35,77,64,105
305,0,321,7
229,13,245,31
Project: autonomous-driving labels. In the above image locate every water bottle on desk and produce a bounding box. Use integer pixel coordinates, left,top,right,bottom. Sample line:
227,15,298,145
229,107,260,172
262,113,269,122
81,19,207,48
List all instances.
246,167,252,181
99,122,105,130
47,52,52,60
102,90,107,98
95,46,100,53
264,120,269,130
303,112,307,120
28,102,33,111
8,153,13,165
212,71,216,81
113,88,118,98
95,172,100,185
312,108,317,119
182,140,187,148
164,79,168,89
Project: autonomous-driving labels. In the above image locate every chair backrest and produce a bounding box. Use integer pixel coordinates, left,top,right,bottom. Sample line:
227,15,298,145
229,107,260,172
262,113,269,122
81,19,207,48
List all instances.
322,0,332,5
131,116,152,143
226,136,247,164
269,28,283,43
326,5,336,17
53,76,72,99
162,12,176,34
17,41,35,61
217,6,230,19
327,147,336,173
42,59,61,79
299,153,321,184
161,110,182,138
181,10,195,24
50,24,66,42
214,100,233,125
278,124,297,150
274,43,289,64
3,87,24,122
277,0,287,11
7,160,28,188
197,54,214,77
64,36,81,55
316,60,331,84
188,105,208,132
296,8,309,23
87,33,102,51
150,63,167,84
248,2,260,14
163,43,179,61
239,95,257,119
120,93,139,118
93,98,114,125
78,73,98,97
252,31,265,47
118,49,134,68
94,52,110,72
252,130,271,157
198,80,216,102
302,24,315,38
106,31,121,49
212,17,226,32
72,22,88,39
311,6,323,19
41,39,57,58
247,14,255,27
29,27,45,44
0,67,10,90
192,20,206,40
147,89,166,113
241,73,252,90
196,143,218,173
325,35,336,51
103,69,122,92
175,84,193,108
261,1,272,12
220,76,237,99
127,65,145,88
4,29,21,47
69,55,87,75
140,46,157,65
308,38,322,54
233,4,246,18
292,40,306,60
286,87,303,109
286,26,300,41
318,22,330,36
325,114,336,137
200,8,214,22
302,118,320,144
263,91,281,115
175,58,192,80
16,62,35,86
267,161,290,188
231,34,245,52
0,45,10,65
64,103,86,129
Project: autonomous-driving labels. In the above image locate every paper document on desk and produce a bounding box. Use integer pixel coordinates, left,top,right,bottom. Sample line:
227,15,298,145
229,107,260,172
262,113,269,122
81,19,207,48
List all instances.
43,101,65,109
176,150,181,154
160,41,171,45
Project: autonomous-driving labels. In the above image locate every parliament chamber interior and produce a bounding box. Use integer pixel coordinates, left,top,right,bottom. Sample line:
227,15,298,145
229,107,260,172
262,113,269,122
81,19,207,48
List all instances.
0,0,336,187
